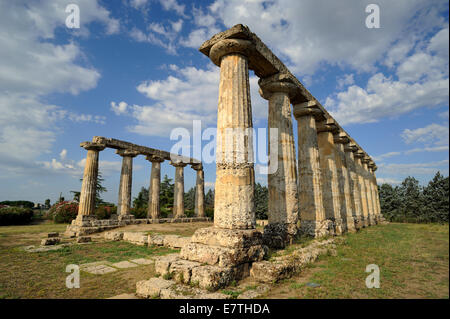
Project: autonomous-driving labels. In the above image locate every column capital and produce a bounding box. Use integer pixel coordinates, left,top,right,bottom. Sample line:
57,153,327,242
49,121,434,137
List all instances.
354,150,365,158
333,131,350,144
362,156,372,164
344,143,358,153
116,149,140,158
170,160,188,168
146,155,165,163
80,142,106,151
258,74,298,100
191,163,203,171
293,100,326,121
317,119,339,134
209,39,255,66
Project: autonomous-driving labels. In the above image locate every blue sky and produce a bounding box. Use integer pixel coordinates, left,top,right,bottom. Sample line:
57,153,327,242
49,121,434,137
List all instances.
0,0,448,205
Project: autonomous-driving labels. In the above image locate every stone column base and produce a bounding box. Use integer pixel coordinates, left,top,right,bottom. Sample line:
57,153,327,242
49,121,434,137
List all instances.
299,220,333,238
333,218,345,235
262,223,298,249
180,227,266,268
345,216,357,233
118,214,135,225
353,216,363,230
368,214,377,226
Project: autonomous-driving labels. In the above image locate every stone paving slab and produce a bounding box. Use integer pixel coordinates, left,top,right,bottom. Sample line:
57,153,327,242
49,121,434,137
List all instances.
79,261,112,270
130,258,154,265
83,264,117,275
23,244,71,253
111,261,138,269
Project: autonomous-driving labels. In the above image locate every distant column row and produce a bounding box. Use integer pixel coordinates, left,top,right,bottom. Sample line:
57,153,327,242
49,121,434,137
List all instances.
76,143,205,220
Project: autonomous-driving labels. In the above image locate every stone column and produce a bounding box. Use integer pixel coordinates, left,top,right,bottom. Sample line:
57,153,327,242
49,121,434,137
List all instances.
368,163,381,223
362,157,375,226
171,161,187,219
344,144,364,229
146,155,165,219
317,119,344,235
334,133,357,233
210,38,256,230
117,149,139,219
180,38,265,271
259,76,299,247
293,100,330,238
77,142,105,218
354,151,369,227
192,163,205,218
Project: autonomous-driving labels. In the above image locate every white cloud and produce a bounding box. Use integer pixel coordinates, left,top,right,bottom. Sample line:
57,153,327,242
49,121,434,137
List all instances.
401,123,449,146
130,0,148,9
404,146,449,154
377,177,402,185
60,149,68,160
336,74,355,89
159,0,185,16
377,160,449,176
372,151,402,161
0,0,116,174
111,63,267,136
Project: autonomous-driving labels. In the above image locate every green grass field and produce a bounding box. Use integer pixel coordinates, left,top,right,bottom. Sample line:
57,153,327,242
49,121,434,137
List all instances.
0,222,448,299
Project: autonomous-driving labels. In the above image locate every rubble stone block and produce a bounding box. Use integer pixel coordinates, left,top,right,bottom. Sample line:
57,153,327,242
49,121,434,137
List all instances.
47,232,59,238
148,234,164,246
104,231,124,241
168,259,202,284
154,254,180,275
41,237,60,246
136,278,175,298
123,232,148,246
190,265,235,290
76,236,91,243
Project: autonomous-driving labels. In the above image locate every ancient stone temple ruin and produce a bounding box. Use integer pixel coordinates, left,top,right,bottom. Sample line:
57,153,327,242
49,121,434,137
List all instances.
65,137,209,237
70,24,385,291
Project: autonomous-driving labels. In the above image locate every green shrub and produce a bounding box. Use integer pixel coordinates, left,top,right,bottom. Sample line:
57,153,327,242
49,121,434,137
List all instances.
160,206,171,218
52,202,78,223
205,208,214,220
95,205,116,219
185,209,195,217
0,207,34,225
131,206,148,219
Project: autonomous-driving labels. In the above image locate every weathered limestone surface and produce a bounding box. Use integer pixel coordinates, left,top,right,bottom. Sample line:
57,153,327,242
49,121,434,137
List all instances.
354,152,369,227
334,134,356,233
293,101,331,238
78,142,105,216
192,164,205,217
362,158,375,225
171,161,187,218
117,149,139,217
147,155,164,219
136,278,175,298
259,77,299,247
317,119,343,235
344,144,363,229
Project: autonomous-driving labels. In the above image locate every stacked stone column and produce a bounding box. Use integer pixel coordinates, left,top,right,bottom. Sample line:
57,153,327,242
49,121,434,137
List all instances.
117,149,139,219
362,157,375,225
191,163,205,218
147,155,165,219
171,161,187,218
180,38,265,273
344,144,364,229
259,76,299,247
316,119,344,235
369,163,382,223
293,101,330,238
354,151,369,227
334,133,357,233
76,142,106,220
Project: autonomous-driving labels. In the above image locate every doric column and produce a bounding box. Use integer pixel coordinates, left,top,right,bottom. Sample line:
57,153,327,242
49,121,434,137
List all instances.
146,155,165,219
317,119,344,235
171,161,187,218
354,151,369,227
344,143,363,229
259,76,299,246
293,100,330,238
77,142,105,217
368,162,381,223
362,157,375,225
210,38,256,230
334,133,357,233
191,163,205,218
117,149,139,217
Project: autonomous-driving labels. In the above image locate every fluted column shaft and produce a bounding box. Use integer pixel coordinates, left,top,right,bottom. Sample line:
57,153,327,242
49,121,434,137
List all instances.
211,39,255,230
192,165,205,217
344,144,363,229
78,142,105,216
293,101,328,238
369,165,381,222
317,120,343,235
362,159,375,225
147,156,164,219
259,79,299,239
117,150,139,216
354,153,369,227
334,136,356,233
172,162,187,218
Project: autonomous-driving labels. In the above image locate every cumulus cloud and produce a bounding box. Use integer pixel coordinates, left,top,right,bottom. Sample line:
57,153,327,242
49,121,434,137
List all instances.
377,159,449,176
111,63,267,136
401,123,449,146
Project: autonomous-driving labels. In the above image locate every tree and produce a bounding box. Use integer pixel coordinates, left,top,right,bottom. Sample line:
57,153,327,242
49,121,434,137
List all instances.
398,176,423,222
254,183,268,220
71,171,107,206
205,189,214,208
184,187,195,211
133,187,149,209
44,199,51,208
160,175,174,208
422,171,449,223
379,183,402,221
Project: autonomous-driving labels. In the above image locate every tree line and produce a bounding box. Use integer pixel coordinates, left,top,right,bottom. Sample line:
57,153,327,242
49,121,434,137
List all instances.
379,171,449,223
